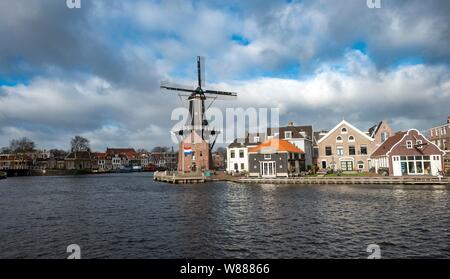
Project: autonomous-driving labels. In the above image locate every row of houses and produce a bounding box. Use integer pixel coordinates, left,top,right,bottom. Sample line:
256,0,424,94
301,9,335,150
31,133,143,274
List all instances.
227,118,450,178
0,148,178,172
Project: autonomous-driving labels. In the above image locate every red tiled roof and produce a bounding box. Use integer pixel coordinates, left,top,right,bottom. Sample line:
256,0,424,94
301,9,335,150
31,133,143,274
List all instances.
371,132,406,157
248,139,304,154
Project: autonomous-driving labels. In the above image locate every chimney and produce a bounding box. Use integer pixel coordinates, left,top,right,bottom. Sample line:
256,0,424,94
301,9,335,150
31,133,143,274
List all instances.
288,121,294,127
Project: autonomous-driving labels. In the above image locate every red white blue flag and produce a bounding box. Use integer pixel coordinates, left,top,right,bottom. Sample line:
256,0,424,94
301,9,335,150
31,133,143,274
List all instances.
183,147,193,155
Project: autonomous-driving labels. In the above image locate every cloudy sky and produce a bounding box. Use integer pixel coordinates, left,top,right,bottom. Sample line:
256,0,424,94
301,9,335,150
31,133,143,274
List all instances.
0,0,450,151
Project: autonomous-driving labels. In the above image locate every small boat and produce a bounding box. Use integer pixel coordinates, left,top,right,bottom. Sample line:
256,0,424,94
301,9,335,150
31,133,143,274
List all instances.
0,171,7,179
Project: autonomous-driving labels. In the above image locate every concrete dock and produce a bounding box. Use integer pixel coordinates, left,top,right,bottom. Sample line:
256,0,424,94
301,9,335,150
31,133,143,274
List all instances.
154,171,209,184
239,176,450,185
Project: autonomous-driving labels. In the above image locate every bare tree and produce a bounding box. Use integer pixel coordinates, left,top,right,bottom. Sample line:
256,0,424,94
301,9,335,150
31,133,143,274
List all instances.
151,146,169,153
71,136,90,152
9,137,36,153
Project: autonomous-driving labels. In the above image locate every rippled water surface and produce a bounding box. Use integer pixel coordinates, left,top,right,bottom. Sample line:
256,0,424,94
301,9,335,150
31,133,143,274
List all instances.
0,173,449,258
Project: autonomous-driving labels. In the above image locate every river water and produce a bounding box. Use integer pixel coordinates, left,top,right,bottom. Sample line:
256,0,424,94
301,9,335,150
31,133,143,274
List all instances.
0,172,449,259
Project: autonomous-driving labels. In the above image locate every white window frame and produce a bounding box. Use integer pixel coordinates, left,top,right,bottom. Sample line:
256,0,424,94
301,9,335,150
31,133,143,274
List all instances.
264,154,272,160
341,127,348,134
406,140,413,149
337,146,344,156
336,136,343,142
285,131,292,139
348,135,355,142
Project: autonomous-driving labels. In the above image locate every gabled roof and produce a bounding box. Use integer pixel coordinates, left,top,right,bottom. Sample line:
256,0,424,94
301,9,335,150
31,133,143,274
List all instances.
248,139,304,154
368,121,383,138
371,132,406,157
317,120,374,144
268,125,313,140
228,134,264,148
65,151,92,160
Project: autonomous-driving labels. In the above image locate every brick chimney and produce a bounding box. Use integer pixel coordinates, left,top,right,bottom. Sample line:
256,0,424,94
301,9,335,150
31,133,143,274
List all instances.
288,121,294,127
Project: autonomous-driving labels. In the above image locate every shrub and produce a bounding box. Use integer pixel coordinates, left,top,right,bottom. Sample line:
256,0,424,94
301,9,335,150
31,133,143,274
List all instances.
378,167,389,176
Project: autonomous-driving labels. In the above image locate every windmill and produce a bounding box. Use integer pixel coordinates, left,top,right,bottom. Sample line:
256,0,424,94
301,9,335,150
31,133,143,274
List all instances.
161,56,237,172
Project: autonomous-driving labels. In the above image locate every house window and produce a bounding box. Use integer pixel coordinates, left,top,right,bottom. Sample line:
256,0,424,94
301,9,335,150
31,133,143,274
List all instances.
325,147,332,156
285,131,292,139
264,154,272,160
349,146,356,155
337,146,344,156
360,145,368,155
231,150,235,158
341,127,348,134
239,150,244,158
234,163,238,170
241,163,245,170
406,140,413,149
336,136,343,142
358,161,364,170
348,136,355,142
381,132,389,142
254,136,260,143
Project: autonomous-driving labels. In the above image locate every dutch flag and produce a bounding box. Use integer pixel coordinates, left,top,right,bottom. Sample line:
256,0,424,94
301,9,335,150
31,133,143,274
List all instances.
184,147,193,156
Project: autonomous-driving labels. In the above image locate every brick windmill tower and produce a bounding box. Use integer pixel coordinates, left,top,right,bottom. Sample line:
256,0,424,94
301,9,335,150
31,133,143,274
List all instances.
161,57,237,173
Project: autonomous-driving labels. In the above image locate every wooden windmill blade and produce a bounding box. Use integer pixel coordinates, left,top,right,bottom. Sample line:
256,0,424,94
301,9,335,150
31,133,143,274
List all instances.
197,56,206,90
204,89,237,97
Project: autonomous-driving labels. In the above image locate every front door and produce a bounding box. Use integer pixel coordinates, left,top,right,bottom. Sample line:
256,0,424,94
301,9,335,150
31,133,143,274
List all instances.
341,161,353,171
261,161,276,178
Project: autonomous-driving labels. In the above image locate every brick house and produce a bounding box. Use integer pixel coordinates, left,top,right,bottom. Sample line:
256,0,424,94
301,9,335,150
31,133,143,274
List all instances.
317,120,376,172
178,131,210,172
428,116,450,173
248,138,305,178
368,120,394,147
371,129,445,176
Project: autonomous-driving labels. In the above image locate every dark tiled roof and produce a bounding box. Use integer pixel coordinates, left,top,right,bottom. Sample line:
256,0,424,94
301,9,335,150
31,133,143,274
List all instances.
268,125,313,140
371,132,406,157
65,151,92,160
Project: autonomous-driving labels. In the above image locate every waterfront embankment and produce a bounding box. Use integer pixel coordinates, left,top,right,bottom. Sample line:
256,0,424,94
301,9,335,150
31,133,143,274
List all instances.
154,171,449,185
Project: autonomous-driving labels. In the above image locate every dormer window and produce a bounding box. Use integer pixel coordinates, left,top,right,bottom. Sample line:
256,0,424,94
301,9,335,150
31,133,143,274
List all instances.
336,136,343,142
406,140,413,149
341,127,348,134
285,131,292,139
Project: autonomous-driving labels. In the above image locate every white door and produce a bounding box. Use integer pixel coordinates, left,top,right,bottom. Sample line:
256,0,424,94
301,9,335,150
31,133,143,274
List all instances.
261,161,276,178
392,157,402,176
431,156,442,175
